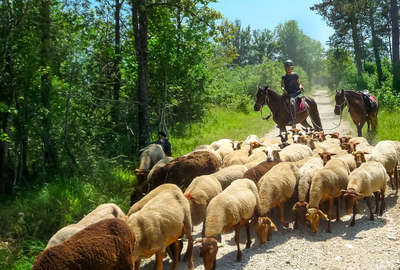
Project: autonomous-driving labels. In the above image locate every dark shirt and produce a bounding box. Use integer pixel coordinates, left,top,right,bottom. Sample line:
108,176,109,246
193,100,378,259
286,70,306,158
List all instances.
154,138,172,156
282,73,300,97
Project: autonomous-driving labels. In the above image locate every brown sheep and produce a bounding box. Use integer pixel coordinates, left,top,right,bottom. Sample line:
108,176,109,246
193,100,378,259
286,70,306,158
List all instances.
46,203,127,249
33,218,135,270
353,151,367,168
244,159,280,184
131,151,221,202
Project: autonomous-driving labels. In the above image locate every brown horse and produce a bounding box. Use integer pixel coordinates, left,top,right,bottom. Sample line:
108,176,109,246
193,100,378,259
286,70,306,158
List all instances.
254,86,323,140
334,90,378,137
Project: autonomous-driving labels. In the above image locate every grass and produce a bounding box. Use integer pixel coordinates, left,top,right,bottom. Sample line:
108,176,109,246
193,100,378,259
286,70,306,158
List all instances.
171,106,275,157
0,105,274,269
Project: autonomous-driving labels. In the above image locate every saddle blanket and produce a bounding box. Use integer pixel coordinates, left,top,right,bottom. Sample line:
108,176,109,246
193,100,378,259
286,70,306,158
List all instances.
296,98,307,113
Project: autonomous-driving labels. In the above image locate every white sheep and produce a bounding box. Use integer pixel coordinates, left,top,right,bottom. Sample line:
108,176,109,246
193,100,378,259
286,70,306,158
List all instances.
215,142,234,160
211,164,248,189
306,159,350,233
342,161,388,226
278,144,312,162
184,175,222,228
292,157,324,228
334,153,357,172
211,139,232,151
222,149,249,167
368,140,399,192
127,187,194,270
199,178,275,269
258,162,301,227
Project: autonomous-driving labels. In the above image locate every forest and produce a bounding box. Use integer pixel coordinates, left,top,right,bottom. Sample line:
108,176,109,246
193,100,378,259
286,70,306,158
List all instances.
1,0,400,268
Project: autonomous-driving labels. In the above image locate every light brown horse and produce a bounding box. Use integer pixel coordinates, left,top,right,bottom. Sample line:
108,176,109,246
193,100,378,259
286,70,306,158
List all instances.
254,86,323,140
334,90,378,137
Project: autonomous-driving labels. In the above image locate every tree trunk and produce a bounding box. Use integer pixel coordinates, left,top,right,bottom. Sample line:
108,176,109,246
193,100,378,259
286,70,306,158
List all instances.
112,0,122,125
132,0,150,148
391,0,400,92
369,4,383,87
350,16,363,76
40,0,58,171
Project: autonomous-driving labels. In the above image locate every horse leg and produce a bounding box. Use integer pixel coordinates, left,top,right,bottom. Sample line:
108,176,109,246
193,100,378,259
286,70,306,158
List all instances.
300,119,313,129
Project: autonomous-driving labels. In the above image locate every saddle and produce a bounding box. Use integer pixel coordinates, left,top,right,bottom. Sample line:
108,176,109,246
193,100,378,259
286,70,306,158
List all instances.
358,90,378,113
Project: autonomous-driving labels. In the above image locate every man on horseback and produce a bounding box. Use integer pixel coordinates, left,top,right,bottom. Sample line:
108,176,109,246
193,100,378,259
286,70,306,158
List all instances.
281,60,304,128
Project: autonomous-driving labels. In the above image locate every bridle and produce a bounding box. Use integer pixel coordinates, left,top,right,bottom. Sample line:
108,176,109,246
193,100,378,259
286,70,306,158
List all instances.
334,93,347,113
256,87,272,120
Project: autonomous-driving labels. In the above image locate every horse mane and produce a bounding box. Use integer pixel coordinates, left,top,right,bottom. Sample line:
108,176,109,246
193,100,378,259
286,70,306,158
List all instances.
265,86,282,99
344,90,362,99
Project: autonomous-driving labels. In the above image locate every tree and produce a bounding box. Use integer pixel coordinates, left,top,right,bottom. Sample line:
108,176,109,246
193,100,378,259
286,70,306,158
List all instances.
391,0,400,92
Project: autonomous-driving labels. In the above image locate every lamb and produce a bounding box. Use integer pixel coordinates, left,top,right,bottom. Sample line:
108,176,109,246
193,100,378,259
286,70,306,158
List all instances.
292,157,324,228
133,151,220,202
184,175,222,228
277,143,313,162
305,159,350,233
258,162,301,227
342,161,388,226
46,203,127,249
211,165,248,189
33,218,136,270
368,140,399,193
127,188,194,270
199,179,275,270
136,144,166,183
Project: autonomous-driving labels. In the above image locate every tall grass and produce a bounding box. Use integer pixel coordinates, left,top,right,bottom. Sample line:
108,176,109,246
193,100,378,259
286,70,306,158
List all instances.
171,106,274,157
0,105,274,269
373,109,400,142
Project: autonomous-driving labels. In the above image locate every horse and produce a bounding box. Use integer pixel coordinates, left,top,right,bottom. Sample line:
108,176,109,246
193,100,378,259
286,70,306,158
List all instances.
334,90,378,137
254,86,323,140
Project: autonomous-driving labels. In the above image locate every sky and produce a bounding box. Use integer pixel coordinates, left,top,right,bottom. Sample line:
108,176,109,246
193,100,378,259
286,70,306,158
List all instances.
210,0,334,47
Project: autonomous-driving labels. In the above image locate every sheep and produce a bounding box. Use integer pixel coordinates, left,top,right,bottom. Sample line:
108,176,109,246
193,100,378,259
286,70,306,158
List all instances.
352,151,368,168
243,134,260,146
211,139,232,151
127,188,194,270
136,144,166,183
33,218,136,270
305,159,350,233
215,142,234,160
184,175,222,229
128,184,181,216
342,161,388,226
318,151,336,166
146,157,174,182
46,203,127,249
211,165,248,189
243,158,280,184
132,151,221,202
258,162,301,227
199,179,275,269
222,149,249,167
368,140,399,193
334,153,357,172
278,143,313,162
292,157,324,228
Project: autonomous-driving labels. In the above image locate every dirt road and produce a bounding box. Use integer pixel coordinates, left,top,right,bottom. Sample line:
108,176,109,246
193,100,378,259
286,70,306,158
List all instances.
143,90,400,270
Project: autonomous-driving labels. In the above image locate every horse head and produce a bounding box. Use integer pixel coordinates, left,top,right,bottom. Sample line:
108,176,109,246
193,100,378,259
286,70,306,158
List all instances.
334,89,345,115
254,86,269,111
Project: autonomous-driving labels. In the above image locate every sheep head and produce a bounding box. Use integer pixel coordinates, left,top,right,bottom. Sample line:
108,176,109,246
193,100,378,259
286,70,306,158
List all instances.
305,208,329,233
313,131,326,142
352,151,368,168
342,188,362,214
329,132,340,139
254,217,277,244
348,142,360,153
264,147,281,162
318,152,336,165
292,201,308,225
198,237,220,270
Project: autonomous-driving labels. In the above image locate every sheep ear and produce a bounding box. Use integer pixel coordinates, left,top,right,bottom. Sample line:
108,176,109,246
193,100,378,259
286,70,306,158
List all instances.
318,210,329,221
331,153,336,156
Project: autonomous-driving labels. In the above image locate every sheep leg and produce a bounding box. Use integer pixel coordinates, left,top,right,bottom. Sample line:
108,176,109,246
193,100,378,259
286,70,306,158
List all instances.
335,197,341,222
135,259,141,270
373,192,380,215
350,201,357,227
395,164,399,194
183,233,194,270
155,251,164,270
366,196,374,221
234,225,242,262
279,203,289,228
171,241,180,270
380,190,385,216
201,221,205,237
245,222,252,249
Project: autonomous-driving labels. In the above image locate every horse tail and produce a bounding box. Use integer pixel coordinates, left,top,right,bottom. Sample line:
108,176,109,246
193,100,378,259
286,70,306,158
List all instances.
306,97,323,131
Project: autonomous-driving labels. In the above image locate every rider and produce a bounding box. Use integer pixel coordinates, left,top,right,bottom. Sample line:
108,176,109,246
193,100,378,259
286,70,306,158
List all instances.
281,59,304,128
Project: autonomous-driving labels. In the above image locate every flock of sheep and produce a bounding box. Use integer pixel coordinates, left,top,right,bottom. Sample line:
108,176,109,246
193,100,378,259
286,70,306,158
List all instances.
32,129,400,270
